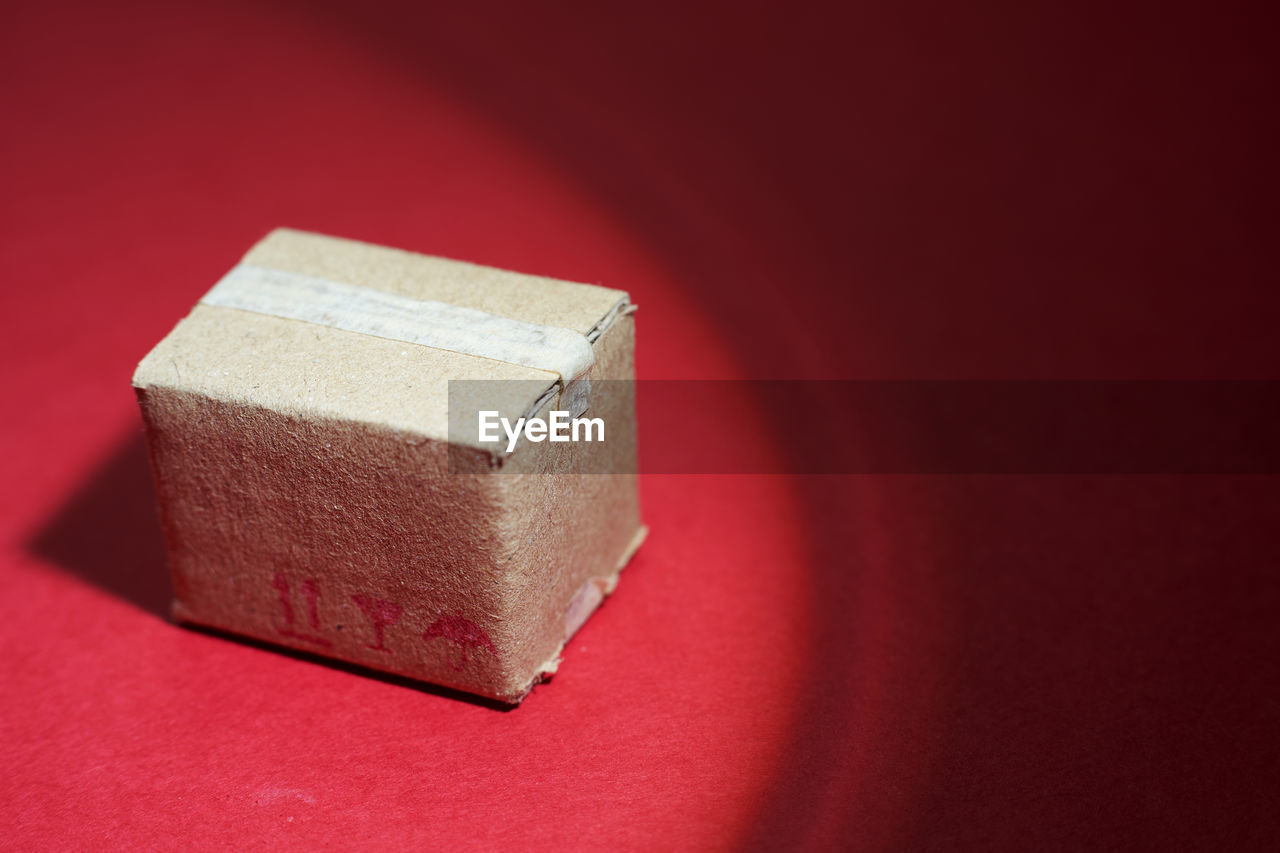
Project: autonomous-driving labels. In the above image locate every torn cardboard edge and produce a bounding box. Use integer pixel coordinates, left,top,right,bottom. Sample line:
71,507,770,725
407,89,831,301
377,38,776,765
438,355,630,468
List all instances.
518,523,650,703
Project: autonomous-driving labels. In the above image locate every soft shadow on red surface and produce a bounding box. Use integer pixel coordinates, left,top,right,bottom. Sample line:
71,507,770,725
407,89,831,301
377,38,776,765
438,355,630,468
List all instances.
29,435,173,620
4,0,1280,849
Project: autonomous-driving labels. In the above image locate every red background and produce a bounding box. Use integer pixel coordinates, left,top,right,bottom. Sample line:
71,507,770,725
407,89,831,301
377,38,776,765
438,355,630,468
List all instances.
2,1,1277,849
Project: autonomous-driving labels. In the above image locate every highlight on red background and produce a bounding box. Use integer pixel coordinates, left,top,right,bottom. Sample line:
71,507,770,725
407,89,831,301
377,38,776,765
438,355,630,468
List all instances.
3,0,1278,849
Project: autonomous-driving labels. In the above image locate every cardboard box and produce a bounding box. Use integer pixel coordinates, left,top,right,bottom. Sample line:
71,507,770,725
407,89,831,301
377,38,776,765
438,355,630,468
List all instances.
133,229,645,703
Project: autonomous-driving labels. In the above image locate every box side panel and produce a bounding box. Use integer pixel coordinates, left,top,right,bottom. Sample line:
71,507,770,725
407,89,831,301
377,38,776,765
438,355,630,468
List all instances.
136,387,517,700
489,315,645,693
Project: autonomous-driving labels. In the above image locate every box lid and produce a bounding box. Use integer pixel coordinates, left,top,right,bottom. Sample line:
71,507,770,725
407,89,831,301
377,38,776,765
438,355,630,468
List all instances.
133,229,630,446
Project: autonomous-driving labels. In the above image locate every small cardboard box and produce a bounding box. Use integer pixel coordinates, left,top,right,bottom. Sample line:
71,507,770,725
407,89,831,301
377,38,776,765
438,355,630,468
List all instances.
133,229,645,703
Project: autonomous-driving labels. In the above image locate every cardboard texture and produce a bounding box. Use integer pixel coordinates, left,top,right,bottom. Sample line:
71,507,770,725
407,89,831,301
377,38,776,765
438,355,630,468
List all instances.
133,229,645,703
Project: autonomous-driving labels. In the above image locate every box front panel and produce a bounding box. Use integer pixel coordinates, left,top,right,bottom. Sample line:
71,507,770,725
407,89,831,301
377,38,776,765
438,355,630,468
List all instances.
138,387,519,699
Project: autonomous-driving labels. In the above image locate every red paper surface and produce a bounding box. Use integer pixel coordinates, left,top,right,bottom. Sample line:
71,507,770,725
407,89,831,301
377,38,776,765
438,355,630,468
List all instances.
2,1,1277,849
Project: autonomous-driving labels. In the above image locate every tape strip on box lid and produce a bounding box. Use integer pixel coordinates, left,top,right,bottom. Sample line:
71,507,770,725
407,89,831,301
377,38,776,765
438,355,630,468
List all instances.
201,263,627,418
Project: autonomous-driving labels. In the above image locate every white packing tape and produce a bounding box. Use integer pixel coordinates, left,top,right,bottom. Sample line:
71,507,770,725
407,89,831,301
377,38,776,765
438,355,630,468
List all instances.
201,263,598,416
